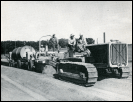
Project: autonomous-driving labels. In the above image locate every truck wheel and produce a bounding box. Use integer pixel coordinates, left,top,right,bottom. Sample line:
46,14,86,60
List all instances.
9,60,12,67
34,63,37,72
28,60,33,71
11,60,15,67
12,63,15,67
9,61,11,67
10,63,13,67
17,60,21,68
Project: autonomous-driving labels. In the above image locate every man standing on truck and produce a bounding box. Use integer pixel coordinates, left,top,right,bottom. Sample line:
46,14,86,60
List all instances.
49,34,59,52
68,34,76,57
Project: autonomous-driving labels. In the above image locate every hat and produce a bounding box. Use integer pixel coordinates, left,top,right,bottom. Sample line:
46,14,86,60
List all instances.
70,34,74,37
53,34,55,36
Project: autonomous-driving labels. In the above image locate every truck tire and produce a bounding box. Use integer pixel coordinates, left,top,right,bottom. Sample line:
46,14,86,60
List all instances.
10,60,15,67
9,61,11,67
10,62,13,67
17,60,21,68
28,60,33,71
12,63,15,67
34,63,37,72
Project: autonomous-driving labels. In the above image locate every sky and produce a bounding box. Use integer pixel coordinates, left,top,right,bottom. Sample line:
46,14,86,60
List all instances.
1,1,132,44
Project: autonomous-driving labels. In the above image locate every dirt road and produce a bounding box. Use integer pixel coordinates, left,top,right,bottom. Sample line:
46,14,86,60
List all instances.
1,61,132,101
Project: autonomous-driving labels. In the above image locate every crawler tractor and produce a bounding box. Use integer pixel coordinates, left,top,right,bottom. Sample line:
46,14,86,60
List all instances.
53,42,130,86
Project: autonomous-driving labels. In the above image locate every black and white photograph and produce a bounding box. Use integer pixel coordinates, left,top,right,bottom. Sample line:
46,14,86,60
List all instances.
1,1,132,101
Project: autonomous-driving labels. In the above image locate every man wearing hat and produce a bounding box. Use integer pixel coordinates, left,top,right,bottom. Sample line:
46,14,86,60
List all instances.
67,34,76,57
76,34,87,52
40,45,45,52
49,34,58,52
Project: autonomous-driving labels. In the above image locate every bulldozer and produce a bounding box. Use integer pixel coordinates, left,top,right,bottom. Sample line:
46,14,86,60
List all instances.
8,35,130,87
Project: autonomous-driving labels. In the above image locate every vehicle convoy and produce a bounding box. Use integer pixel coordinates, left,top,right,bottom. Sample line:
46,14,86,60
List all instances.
8,35,130,86
8,45,36,69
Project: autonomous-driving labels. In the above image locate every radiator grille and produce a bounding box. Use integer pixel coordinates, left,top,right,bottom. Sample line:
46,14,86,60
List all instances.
110,44,127,65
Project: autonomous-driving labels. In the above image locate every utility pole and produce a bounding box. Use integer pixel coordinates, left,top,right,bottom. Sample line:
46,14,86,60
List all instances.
97,38,98,44
4,42,6,55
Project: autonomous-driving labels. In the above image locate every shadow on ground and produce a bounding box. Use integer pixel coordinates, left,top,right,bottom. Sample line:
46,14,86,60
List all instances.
1,61,32,71
1,60,127,87
1,61,9,66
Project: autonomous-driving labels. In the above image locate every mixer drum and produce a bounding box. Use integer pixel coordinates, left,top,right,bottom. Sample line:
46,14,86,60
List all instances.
12,46,35,60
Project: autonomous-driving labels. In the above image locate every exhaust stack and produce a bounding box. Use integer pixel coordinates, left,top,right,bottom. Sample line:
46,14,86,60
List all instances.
103,32,105,43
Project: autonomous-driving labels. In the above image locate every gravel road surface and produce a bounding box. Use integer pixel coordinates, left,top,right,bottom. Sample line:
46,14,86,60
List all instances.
1,59,132,101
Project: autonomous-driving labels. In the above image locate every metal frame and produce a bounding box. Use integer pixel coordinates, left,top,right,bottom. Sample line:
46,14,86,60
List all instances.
108,42,128,67
38,35,51,58
86,42,128,68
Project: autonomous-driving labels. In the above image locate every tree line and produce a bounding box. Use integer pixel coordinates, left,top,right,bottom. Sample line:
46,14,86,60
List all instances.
1,38,95,54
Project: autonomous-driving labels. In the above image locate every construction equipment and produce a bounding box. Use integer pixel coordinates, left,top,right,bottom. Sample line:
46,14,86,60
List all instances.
33,35,57,74
54,60,98,86
53,41,130,86
8,35,130,87
85,42,130,78
9,45,35,70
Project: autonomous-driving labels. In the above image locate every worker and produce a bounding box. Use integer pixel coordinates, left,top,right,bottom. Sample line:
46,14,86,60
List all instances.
49,34,59,52
76,34,87,52
68,34,76,57
40,45,45,52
